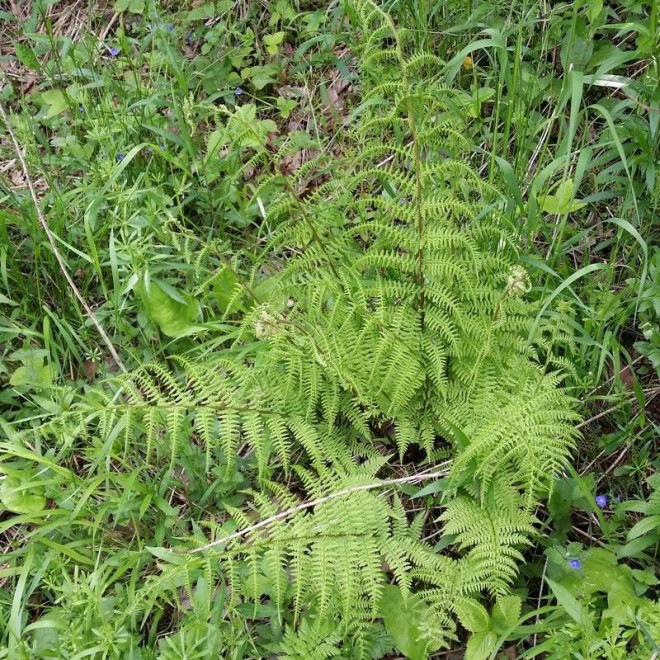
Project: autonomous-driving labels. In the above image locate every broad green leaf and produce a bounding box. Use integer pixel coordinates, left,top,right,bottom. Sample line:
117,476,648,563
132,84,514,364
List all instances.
276,97,297,119
542,179,587,214
9,352,52,389
616,535,658,559
114,0,144,12
264,31,285,54
586,0,603,22
410,477,449,499
0,294,17,305
186,3,216,21
28,613,66,654
546,578,583,625
263,32,285,46
627,515,660,541
379,585,442,660
41,90,68,119
495,156,524,212
0,475,46,514
214,267,240,312
492,595,521,632
603,574,644,622
252,273,281,303
9,364,52,388
142,280,202,338
227,103,278,146
14,42,40,70
465,630,498,660
206,129,225,162
455,598,491,633
251,71,277,90
146,546,189,565
241,66,279,90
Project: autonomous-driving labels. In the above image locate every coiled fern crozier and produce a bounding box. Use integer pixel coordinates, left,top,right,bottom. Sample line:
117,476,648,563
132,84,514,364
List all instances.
8,1,580,656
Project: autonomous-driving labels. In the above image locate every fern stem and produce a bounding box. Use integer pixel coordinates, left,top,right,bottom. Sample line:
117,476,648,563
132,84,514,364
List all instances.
399,56,426,314
277,165,341,280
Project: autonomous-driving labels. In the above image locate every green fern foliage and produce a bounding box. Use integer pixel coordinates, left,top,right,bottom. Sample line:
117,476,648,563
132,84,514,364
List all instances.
2,0,581,655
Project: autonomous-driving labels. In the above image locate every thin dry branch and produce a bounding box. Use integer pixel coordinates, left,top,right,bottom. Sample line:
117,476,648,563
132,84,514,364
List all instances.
0,102,127,373
189,463,452,554
577,387,659,429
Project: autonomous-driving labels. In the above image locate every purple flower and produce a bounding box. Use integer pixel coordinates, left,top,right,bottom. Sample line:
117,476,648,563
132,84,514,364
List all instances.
186,33,194,45
235,87,243,96
116,154,125,162
595,495,607,508
569,558,581,569
167,24,174,32
109,46,119,57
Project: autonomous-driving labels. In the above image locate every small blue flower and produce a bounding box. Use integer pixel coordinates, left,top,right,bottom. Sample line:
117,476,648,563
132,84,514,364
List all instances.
186,33,194,45
159,143,166,151
116,154,125,162
595,495,607,508
399,198,406,205
569,558,581,569
79,106,85,113
109,46,119,57
615,494,621,503
167,24,174,32
145,147,154,154
235,87,243,96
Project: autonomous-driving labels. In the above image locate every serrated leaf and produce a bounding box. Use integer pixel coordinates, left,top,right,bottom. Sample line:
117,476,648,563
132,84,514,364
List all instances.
455,598,491,633
465,630,498,660
492,595,521,632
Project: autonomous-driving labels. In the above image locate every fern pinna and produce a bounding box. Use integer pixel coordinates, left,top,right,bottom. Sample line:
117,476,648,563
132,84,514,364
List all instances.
5,1,579,655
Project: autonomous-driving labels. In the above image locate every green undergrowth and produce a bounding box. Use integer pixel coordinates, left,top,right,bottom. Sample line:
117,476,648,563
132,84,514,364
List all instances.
0,0,658,658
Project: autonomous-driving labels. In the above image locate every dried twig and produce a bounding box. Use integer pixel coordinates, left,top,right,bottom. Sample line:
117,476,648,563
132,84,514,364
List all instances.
188,463,452,554
0,102,127,373
532,556,548,648
576,387,659,429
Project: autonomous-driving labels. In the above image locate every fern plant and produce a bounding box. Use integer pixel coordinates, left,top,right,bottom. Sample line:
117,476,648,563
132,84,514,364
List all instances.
2,1,581,656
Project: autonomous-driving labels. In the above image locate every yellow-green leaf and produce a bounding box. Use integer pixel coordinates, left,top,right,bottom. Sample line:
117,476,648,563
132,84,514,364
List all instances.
14,42,40,70
0,475,46,514
41,90,68,119
142,280,202,338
